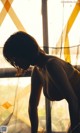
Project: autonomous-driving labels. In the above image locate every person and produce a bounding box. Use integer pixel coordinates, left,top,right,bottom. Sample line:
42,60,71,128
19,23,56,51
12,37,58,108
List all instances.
3,31,80,133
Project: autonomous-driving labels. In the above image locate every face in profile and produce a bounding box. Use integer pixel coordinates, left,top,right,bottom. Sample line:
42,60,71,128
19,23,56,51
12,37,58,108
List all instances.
3,31,39,72
10,57,31,76
11,57,30,70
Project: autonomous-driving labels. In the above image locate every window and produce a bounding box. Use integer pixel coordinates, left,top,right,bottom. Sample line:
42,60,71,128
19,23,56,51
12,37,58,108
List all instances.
0,0,80,132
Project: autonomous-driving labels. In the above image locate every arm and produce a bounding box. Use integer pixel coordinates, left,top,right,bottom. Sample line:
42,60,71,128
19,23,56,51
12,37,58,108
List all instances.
46,60,80,131
28,66,42,133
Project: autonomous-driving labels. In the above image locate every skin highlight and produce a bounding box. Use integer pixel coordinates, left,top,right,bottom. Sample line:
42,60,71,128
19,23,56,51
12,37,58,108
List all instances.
3,31,80,133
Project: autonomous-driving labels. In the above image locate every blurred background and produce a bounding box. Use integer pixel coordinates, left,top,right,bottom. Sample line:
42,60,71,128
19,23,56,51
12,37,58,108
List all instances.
0,0,80,132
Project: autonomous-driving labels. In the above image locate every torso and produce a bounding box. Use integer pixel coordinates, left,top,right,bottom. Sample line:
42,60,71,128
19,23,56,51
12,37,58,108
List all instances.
41,67,64,101
39,56,80,101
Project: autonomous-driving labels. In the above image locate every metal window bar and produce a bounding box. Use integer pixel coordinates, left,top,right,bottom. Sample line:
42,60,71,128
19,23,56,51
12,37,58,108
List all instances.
1,0,79,132
0,65,79,133
42,0,52,133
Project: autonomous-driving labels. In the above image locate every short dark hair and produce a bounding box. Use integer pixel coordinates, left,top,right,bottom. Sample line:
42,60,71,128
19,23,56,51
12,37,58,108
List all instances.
3,31,40,68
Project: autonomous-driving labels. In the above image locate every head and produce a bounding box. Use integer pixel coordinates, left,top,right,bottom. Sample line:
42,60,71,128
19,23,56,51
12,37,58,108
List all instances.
3,31,41,70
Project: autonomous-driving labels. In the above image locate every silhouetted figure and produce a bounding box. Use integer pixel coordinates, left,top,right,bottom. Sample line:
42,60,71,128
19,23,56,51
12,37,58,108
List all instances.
3,31,80,133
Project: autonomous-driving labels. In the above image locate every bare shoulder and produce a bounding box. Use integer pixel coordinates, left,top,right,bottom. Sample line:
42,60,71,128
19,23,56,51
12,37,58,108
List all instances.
45,56,68,77
32,66,41,74
46,56,63,68
31,66,42,80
